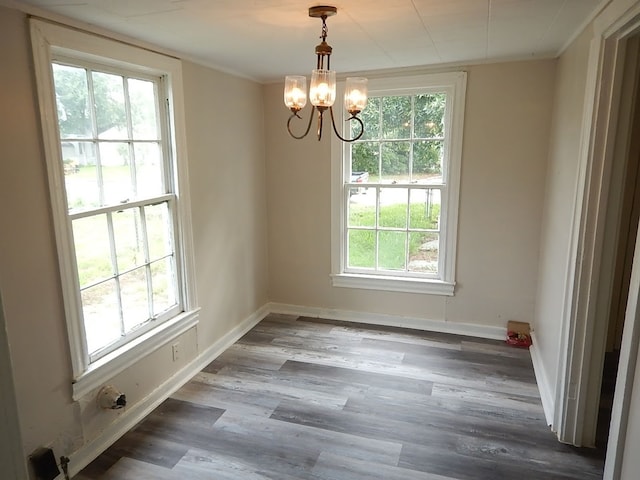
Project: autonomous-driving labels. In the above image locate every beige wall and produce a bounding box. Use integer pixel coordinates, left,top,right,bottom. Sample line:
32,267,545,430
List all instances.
182,61,269,342
0,5,80,459
0,5,268,474
533,26,593,402
265,60,555,329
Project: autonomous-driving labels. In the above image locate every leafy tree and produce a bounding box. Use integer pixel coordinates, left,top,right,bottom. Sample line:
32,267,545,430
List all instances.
351,93,446,178
352,142,379,176
53,63,127,138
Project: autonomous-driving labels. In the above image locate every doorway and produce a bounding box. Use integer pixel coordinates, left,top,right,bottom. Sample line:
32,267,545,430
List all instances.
594,31,640,452
595,35,640,452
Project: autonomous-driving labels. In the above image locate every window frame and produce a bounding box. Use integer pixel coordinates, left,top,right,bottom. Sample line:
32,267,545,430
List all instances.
30,19,199,399
331,72,467,295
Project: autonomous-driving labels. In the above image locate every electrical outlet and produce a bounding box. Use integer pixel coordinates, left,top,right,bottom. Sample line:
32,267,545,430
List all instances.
172,342,180,362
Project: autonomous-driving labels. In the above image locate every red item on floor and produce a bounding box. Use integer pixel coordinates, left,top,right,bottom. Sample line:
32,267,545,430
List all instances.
506,330,532,347
506,320,532,348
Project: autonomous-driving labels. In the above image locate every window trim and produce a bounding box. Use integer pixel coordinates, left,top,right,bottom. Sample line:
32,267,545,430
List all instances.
30,19,199,399
331,72,466,295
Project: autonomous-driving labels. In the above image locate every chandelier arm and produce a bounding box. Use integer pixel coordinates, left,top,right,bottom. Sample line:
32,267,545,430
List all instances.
329,107,364,143
287,106,316,140
317,109,324,140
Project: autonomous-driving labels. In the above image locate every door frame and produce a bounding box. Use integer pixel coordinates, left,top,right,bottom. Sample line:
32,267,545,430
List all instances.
555,0,640,460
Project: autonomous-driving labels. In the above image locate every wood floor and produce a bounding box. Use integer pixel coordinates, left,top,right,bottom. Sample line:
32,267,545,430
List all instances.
76,315,605,479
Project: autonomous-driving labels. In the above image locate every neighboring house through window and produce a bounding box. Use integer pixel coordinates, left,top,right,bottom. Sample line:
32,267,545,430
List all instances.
30,19,199,399
331,72,466,295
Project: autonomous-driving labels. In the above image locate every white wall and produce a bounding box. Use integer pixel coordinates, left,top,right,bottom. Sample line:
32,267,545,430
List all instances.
265,60,555,331
532,26,593,411
0,5,268,476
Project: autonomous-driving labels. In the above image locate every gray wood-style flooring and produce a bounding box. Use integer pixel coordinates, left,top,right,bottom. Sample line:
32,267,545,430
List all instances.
76,315,605,479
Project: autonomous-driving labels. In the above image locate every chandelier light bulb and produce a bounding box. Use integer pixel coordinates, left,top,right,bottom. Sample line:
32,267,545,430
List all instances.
345,77,368,114
284,76,307,112
310,69,336,108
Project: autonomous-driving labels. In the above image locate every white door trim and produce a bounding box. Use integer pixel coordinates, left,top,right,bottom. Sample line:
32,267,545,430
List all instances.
556,0,640,451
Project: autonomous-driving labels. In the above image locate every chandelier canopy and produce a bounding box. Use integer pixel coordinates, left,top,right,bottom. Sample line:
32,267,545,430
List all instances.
284,6,368,142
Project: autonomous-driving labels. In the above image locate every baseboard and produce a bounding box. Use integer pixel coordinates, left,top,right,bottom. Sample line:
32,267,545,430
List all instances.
267,302,507,340
61,303,269,478
529,331,555,426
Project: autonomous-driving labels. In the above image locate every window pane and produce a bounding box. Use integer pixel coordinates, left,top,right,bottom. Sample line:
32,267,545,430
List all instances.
351,142,378,182
82,280,121,354
64,142,99,211
120,267,150,332
100,143,133,205
348,229,375,268
146,203,173,261
349,197,376,227
52,64,92,139
410,189,440,230
93,71,127,140
381,142,410,183
128,78,159,140
408,232,439,274
382,96,411,139
414,93,445,138
380,188,408,228
413,140,443,182
151,258,177,316
73,215,113,287
358,96,380,140
113,208,145,273
135,142,164,197
378,231,406,270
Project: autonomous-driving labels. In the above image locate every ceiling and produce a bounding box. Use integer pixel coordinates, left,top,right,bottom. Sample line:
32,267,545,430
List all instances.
11,0,606,83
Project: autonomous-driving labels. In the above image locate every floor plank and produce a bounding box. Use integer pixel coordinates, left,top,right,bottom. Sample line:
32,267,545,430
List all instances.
77,315,605,479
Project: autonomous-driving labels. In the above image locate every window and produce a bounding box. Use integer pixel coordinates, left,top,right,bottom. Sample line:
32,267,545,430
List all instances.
31,20,198,398
331,73,466,295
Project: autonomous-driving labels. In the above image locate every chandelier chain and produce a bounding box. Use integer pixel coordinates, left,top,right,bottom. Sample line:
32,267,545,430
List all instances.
321,16,328,42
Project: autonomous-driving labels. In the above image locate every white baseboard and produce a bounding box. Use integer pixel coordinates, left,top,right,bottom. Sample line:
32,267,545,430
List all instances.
529,331,555,426
61,304,269,479
267,302,507,340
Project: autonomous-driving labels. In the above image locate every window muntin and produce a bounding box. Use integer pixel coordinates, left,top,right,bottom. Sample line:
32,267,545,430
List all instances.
52,60,180,361
345,92,447,278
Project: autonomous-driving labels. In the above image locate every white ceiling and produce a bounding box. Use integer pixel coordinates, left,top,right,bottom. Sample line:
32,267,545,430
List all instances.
11,0,606,83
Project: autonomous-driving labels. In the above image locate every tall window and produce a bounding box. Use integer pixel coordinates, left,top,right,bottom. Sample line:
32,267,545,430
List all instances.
332,73,466,295
31,20,198,398
53,61,179,360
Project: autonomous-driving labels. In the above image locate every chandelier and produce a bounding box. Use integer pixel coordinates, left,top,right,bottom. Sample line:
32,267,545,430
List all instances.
284,5,368,142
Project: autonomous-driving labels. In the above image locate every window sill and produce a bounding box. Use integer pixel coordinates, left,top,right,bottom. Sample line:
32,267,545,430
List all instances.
72,309,200,400
331,273,455,296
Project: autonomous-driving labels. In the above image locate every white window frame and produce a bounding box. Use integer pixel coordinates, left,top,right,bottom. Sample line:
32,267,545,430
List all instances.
30,19,199,400
331,72,466,295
